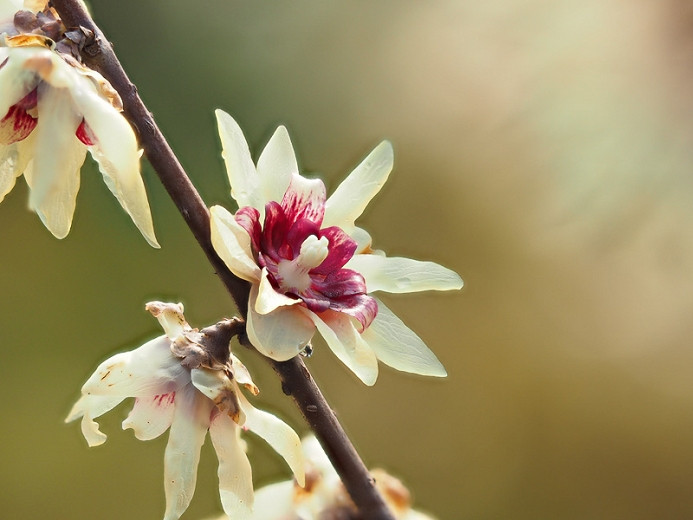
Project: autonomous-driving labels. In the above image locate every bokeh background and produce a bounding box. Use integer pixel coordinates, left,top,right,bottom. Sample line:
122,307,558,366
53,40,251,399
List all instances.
2,0,693,518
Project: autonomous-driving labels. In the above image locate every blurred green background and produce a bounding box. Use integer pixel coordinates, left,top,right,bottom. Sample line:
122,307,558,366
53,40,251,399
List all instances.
3,0,693,518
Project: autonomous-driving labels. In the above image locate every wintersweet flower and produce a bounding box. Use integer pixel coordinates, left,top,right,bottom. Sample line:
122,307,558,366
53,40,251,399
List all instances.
66,302,304,520
210,110,462,385
0,14,158,246
207,435,437,520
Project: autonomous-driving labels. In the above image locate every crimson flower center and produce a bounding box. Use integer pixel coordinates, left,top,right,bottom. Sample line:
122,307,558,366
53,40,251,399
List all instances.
276,235,330,293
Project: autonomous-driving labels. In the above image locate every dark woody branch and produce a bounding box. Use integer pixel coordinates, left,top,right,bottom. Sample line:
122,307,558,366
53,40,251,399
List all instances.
49,1,395,518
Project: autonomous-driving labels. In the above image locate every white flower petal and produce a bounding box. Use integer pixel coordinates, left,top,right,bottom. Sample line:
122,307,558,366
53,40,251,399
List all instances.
163,384,212,520
323,140,393,232
249,480,296,520
0,148,21,202
361,298,446,377
0,48,38,119
301,434,335,478
209,412,254,519
210,205,262,282
89,137,159,248
81,336,188,398
303,309,379,386
25,84,85,239
351,226,375,254
229,353,259,396
238,392,305,487
402,509,438,520
256,267,301,315
0,137,33,202
122,393,176,441
215,109,259,210
65,394,125,447
64,72,159,247
346,254,463,294
145,301,188,341
246,284,315,361
256,125,296,212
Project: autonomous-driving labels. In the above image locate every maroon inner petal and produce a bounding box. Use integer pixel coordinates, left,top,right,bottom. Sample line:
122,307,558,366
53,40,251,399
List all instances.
328,294,378,332
286,218,321,258
234,206,262,253
310,268,368,298
261,201,290,261
311,226,358,275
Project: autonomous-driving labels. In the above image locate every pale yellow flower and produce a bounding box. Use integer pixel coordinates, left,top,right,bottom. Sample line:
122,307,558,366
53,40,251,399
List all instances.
0,34,158,245
67,302,304,520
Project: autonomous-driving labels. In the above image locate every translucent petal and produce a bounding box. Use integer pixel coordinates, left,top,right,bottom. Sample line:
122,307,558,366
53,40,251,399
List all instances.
402,509,438,520
25,85,85,239
238,392,305,486
323,141,393,232
0,147,20,202
190,368,244,423
215,109,259,210
303,308,379,386
146,301,188,341
249,480,295,520
209,412,254,519
210,205,261,282
346,254,463,293
0,136,33,202
351,226,376,254
280,173,327,227
80,336,188,398
256,125,296,211
63,72,158,247
65,394,125,447
246,284,315,361
256,267,301,315
122,393,176,441
0,48,38,120
163,384,212,520
229,353,259,396
361,298,446,377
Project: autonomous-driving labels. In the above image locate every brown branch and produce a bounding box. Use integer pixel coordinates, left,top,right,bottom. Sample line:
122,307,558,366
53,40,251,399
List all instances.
49,1,395,518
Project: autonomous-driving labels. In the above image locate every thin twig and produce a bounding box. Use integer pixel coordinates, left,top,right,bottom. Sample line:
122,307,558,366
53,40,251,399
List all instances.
49,1,395,518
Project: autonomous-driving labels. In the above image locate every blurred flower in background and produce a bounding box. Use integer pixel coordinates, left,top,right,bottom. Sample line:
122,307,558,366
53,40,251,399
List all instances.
206,435,436,520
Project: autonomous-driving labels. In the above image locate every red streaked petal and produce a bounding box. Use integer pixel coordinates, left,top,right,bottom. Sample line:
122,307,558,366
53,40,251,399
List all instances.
280,173,326,227
311,226,357,275
286,218,320,259
303,268,377,330
311,268,368,298
0,103,37,145
234,206,262,252
329,293,378,332
261,201,290,261
298,291,332,313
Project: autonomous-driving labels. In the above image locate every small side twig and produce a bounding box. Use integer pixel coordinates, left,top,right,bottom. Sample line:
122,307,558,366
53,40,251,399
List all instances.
50,1,395,518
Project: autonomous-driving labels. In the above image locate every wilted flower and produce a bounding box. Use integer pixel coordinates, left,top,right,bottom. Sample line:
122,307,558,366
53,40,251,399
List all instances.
0,2,158,246
210,110,462,385
207,435,437,520
66,302,304,520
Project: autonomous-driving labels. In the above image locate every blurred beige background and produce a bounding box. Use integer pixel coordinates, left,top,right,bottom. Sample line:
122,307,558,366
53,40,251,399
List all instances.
2,0,693,518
